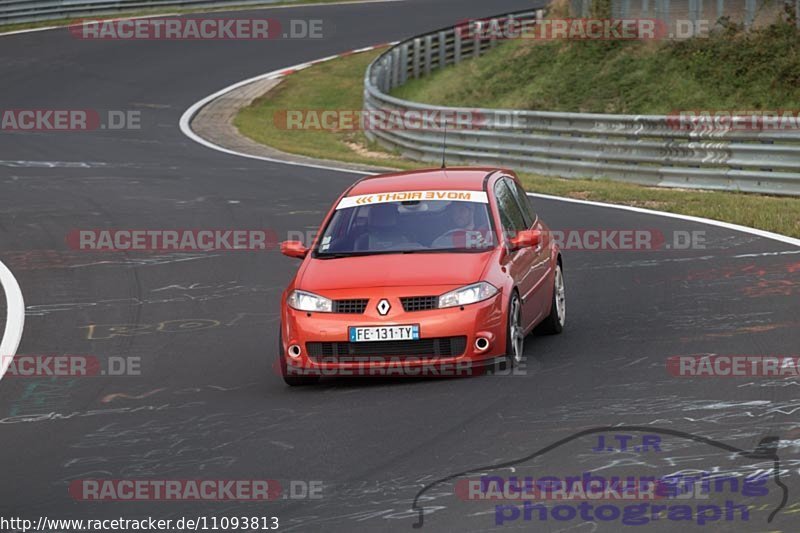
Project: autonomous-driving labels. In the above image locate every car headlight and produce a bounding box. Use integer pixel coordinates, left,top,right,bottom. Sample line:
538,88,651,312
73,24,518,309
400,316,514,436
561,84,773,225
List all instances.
438,282,498,309
287,290,333,313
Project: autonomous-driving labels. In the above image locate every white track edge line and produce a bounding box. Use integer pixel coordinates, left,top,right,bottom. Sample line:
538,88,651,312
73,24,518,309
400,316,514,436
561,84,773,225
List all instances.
0,12,179,37
180,46,800,249
527,192,800,248
0,259,25,380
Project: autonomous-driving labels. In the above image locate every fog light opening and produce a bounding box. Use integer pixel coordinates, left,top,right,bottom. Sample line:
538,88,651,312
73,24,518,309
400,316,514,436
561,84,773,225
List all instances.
288,344,302,358
475,337,490,352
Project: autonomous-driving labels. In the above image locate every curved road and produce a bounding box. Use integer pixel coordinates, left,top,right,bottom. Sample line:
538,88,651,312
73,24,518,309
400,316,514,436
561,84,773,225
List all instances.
0,1,798,531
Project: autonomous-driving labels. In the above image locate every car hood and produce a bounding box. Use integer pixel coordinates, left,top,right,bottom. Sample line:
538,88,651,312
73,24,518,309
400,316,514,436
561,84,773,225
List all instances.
297,252,492,291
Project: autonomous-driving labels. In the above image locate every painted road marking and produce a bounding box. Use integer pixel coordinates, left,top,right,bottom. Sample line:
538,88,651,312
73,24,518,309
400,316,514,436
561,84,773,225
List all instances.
0,259,25,380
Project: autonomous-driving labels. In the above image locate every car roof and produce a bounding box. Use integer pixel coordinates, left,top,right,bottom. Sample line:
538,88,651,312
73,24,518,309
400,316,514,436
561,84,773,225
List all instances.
346,167,510,196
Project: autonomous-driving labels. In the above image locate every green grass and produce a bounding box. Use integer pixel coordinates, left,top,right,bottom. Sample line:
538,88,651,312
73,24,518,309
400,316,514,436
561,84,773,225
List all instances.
235,38,800,238
235,48,422,169
0,0,367,33
393,21,800,114
519,173,800,237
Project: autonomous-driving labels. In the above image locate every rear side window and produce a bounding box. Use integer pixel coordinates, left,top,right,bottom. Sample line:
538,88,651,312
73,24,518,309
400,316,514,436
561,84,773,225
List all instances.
506,178,536,227
494,180,528,237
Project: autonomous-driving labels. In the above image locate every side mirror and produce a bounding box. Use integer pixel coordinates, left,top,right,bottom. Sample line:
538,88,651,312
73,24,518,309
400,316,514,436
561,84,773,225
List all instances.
280,240,309,259
509,229,541,250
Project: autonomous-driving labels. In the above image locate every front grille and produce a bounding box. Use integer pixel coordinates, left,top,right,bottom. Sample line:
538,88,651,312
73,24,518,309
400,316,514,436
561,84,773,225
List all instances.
333,299,368,314
306,336,467,362
401,296,438,312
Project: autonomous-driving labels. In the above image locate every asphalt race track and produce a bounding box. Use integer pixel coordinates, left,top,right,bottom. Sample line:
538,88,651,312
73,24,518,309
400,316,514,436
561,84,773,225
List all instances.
0,0,799,531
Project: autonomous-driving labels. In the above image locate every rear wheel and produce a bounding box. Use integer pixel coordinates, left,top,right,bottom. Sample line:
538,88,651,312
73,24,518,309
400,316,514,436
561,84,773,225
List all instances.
538,261,565,335
278,330,319,387
504,291,525,368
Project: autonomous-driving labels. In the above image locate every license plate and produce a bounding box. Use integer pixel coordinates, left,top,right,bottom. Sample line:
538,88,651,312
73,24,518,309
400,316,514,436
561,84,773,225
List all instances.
349,325,420,342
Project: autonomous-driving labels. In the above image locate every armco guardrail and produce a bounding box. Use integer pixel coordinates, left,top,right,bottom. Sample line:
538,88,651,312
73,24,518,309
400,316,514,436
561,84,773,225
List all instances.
0,0,286,25
363,10,800,196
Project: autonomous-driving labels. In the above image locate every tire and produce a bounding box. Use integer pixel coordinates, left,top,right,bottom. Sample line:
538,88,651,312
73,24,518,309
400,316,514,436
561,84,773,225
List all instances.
278,330,320,386
504,291,525,368
538,261,565,335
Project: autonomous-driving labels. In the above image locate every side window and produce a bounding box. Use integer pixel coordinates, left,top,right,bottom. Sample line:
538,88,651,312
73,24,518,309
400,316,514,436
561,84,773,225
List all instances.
507,178,536,227
493,180,527,239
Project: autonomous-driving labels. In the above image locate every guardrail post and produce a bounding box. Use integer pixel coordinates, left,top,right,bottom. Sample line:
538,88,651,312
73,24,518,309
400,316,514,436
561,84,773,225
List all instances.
621,0,631,18
689,0,702,26
390,47,400,89
438,31,447,69
422,35,432,76
412,38,421,79
454,27,462,64
383,63,392,93
399,43,409,85
745,0,755,28
374,61,384,93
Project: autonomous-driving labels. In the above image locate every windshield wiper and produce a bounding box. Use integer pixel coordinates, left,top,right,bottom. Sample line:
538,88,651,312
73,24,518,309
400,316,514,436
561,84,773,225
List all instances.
315,252,367,259
316,248,490,259
316,250,420,259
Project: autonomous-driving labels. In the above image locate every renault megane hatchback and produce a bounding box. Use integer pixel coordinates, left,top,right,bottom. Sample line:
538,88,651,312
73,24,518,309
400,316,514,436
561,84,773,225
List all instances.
278,168,565,385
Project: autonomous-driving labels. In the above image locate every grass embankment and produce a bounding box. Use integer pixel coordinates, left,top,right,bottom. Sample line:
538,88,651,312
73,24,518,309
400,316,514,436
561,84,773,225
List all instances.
235,48,420,169
393,22,800,113
235,34,800,238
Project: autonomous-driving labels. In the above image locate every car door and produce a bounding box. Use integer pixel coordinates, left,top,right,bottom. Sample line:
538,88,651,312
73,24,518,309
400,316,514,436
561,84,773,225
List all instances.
506,178,552,327
493,179,540,329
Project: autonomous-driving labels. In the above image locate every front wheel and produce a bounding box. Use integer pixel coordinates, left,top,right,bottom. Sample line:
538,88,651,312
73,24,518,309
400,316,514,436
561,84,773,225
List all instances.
537,261,566,335
504,291,525,367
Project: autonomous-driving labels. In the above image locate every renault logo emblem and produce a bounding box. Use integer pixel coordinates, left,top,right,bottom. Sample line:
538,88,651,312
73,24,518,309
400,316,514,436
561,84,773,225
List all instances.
377,299,391,316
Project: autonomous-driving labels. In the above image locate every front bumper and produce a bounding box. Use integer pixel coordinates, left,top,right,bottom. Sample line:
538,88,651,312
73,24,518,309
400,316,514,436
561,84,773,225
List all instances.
280,289,506,377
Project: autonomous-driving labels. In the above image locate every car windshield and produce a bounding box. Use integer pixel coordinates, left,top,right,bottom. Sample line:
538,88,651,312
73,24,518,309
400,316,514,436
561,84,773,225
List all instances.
316,197,496,257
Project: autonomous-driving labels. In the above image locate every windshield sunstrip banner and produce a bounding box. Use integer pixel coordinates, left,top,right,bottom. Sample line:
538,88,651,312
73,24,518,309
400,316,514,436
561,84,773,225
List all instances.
336,190,489,210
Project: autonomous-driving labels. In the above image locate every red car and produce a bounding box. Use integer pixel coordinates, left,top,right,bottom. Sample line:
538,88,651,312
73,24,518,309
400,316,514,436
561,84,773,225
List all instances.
278,168,565,385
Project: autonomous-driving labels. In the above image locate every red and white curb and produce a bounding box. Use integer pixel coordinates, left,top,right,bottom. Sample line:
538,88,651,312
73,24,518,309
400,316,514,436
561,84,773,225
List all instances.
271,43,394,78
